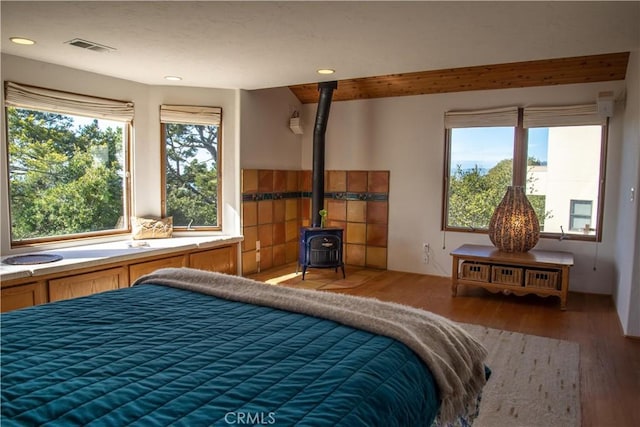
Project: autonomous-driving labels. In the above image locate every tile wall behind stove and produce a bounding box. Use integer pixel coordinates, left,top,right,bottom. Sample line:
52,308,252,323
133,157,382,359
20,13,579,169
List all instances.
241,169,389,275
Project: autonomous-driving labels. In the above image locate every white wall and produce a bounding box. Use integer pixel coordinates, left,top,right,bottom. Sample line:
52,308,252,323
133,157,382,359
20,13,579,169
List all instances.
0,54,241,255
301,80,627,295
543,126,601,234
614,50,640,336
239,88,302,170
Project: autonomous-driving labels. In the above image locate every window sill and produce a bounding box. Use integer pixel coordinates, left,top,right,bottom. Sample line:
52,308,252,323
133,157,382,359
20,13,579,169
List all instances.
0,234,243,282
443,227,600,242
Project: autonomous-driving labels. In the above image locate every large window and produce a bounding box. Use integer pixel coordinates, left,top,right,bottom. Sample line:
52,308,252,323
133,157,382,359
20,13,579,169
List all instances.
443,104,607,241
4,82,132,245
160,105,222,230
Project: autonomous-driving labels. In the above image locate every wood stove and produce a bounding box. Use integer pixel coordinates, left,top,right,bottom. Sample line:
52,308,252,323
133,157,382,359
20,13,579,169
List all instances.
298,227,345,280
298,80,345,280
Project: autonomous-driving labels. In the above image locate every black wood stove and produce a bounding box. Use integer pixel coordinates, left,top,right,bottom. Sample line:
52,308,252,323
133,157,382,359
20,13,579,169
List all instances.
298,80,345,280
298,227,345,280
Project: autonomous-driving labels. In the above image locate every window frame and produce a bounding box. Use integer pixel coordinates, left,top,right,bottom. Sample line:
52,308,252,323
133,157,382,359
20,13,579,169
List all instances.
4,83,133,247
160,111,223,231
442,107,608,242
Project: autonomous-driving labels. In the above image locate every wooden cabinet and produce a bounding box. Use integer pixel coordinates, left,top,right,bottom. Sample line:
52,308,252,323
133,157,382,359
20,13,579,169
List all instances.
1,242,240,312
1,282,47,312
49,267,128,303
451,244,574,310
129,254,188,284
189,246,237,275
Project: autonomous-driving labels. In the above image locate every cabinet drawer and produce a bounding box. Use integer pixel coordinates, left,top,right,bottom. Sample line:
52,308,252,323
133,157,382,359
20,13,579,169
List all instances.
49,267,128,302
189,246,236,275
1,282,47,312
129,255,187,283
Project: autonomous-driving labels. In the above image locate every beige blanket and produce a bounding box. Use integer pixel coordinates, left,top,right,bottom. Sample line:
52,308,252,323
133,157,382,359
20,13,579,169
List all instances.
133,268,488,423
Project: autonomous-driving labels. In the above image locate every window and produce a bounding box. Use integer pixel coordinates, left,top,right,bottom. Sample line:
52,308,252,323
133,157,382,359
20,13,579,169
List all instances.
160,105,222,230
446,127,515,229
4,82,132,245
569,200,593,232
443,107,518,231
443,104,607,241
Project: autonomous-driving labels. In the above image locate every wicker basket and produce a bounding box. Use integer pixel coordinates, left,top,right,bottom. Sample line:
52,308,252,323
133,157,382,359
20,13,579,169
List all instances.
460,262,490,282
491,265,523,286
525,269,560,289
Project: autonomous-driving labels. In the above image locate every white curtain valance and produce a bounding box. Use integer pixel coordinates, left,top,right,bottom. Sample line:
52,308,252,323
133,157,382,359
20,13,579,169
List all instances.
4,82,134,122
523,104,605,128
444,106,518,129
160,105,221,126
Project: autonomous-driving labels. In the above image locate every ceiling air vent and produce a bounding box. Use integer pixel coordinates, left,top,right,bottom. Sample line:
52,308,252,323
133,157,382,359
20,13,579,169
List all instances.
65,38,115,53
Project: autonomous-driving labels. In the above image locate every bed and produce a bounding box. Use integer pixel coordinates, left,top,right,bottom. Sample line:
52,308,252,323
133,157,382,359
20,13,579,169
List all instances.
1,268,487,426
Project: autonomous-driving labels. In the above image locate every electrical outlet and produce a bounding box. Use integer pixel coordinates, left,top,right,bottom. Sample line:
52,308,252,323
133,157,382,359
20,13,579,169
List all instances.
256,240,260,251
422,243,430,264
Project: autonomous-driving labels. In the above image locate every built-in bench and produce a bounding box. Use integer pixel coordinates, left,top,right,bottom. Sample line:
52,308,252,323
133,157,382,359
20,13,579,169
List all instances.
1,235,243,312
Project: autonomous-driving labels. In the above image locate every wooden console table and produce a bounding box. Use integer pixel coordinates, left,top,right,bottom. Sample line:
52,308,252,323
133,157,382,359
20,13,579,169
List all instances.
451,244,574,310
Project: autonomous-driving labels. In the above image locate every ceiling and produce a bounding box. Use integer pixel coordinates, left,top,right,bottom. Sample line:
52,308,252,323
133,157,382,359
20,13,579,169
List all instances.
1,1,639,93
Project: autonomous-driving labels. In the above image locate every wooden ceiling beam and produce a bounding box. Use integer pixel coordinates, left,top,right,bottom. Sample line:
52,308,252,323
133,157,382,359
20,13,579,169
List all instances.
288,52,630,104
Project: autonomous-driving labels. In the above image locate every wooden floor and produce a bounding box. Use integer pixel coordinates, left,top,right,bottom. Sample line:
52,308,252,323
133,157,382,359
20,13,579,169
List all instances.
249,264,640,427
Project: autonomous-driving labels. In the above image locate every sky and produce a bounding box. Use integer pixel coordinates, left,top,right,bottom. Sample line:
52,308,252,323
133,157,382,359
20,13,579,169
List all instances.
71,114,124,131
451,126,548,171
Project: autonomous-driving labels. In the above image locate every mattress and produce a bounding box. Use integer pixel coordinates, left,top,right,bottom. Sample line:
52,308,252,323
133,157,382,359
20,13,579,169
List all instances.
1,283,441,426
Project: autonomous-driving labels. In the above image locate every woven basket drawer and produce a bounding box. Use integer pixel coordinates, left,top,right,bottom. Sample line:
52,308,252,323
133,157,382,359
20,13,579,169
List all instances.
460,262,490,282
525,269,560,289
491,265,523,286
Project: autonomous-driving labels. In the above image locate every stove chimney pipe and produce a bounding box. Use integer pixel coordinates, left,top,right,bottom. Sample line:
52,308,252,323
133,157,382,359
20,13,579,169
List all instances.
311,80,337,227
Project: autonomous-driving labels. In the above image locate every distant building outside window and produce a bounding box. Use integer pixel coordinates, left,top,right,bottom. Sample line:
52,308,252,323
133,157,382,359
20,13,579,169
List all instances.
569,200,593,232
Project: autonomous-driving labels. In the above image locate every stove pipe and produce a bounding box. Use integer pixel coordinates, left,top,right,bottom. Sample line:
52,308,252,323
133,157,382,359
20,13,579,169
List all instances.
311,81,338,227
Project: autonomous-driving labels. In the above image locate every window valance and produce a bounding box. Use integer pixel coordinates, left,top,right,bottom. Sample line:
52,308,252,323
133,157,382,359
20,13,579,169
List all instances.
444,106,518,129
4,82,134,122
160,105,221,126
523,104,605,128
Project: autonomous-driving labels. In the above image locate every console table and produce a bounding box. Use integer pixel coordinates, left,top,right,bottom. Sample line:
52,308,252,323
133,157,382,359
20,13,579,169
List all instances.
451,244,574,310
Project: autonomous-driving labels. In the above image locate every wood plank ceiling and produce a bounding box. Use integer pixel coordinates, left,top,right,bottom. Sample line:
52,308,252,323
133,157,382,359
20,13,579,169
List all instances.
288,52,630,104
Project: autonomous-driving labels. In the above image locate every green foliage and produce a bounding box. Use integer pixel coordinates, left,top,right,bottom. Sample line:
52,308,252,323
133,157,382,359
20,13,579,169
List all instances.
164,123,218,227
447,158,549,229
7,108,124,240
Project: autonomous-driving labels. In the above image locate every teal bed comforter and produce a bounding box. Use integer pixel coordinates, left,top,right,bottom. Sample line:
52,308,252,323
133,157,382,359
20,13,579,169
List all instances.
1,283,440,426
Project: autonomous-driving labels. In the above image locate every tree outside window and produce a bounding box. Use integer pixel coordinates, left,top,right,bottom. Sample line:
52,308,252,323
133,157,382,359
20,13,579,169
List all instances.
6,107,128,242
162,121,220,229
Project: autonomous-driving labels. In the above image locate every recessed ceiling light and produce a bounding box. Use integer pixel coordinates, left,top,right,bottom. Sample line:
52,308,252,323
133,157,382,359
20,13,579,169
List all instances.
164,76,182,81
317,69,335,75
10,37,36,46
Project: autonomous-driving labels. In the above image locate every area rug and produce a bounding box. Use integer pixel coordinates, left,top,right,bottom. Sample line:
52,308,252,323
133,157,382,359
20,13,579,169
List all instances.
267,267,383,291
460,323,581,427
